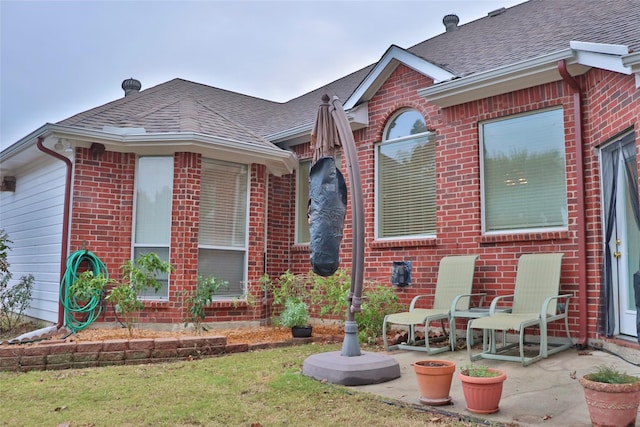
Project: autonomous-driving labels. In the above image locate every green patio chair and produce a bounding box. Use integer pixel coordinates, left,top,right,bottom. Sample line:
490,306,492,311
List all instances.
382,255,480,354
466,253,573,366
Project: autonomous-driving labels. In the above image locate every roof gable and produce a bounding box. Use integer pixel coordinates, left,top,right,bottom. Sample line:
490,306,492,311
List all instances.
343,45,455,110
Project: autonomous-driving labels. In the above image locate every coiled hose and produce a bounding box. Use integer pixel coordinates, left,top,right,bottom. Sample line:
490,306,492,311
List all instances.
60,250,109,334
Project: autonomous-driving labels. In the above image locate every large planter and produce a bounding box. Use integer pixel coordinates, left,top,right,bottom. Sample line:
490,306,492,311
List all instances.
458,368,506,414
579,375,640,427
412,360,456,405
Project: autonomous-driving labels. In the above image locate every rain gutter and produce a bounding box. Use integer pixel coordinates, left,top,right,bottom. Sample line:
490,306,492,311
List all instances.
36,136,71,330
558,59,588,348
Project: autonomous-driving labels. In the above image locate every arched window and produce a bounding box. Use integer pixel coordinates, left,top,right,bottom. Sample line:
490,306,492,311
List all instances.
376,109,436,239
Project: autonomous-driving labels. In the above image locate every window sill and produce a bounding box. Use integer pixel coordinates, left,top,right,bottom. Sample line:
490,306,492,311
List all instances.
479,230,569,244
210,299,254,309
141,300,171,309
291,243,310,253
371,238,437,249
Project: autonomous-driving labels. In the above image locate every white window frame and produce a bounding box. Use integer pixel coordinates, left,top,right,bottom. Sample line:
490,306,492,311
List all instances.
197,158,250,300
295,159,312,244
480,107,569,234
132,156,173,300
375,109,436,240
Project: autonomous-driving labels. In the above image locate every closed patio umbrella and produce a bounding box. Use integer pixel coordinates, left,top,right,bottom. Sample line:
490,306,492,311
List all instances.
308,94,364,356
302,95,400,385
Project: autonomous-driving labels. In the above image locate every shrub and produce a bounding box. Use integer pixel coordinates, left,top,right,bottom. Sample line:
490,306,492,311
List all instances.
183,275,229,334
106,253,174,336
311,270,405,344
0,230,34,332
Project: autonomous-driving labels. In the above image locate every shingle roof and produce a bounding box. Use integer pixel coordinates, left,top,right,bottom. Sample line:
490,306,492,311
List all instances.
57,0,640,144
408,0,640,77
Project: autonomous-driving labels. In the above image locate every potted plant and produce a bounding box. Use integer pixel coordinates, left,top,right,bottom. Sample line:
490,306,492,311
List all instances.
279,298,312,338
458,364,507,414
579,365,640,427
412,359,456,406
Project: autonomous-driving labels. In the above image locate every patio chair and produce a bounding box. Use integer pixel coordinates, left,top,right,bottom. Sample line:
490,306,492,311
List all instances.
466,253,573,366
382,255,480,354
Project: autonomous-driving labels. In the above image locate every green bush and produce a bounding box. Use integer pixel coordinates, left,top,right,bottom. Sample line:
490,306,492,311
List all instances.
311,269,405,344
106,253,174,336
0,230,34,332
183,275,229,334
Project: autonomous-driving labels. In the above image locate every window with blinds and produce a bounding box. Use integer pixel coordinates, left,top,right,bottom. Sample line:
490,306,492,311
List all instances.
376,109,436,239
133,156,173,300
296,159,311,244
481,108,568,233
198,158,248,298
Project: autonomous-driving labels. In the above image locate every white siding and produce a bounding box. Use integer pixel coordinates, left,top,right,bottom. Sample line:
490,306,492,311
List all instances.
0,156,66,323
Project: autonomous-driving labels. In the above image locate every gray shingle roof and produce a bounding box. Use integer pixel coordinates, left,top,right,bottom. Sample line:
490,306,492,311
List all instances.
408,0,640,77
57,0,640,144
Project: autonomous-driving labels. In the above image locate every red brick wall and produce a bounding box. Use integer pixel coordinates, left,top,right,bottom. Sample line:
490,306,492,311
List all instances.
71,148,135,280
70,150,268,326
274,64,639,342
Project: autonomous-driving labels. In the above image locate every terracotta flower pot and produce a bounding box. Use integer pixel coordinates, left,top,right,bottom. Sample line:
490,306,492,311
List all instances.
412,360,456,405
458,368,506,414
579,375,640,427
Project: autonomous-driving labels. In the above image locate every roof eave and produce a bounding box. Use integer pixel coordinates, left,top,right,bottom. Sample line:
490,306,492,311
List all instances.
1,124,297,177
418,49,582,107
267,102,370,149
622,51,640,88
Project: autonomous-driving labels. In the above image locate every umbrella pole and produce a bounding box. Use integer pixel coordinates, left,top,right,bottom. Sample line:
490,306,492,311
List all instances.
330,96,364,357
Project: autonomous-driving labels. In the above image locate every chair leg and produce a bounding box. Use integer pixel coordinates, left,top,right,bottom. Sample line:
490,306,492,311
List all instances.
382,315,391,350
450,317,457,351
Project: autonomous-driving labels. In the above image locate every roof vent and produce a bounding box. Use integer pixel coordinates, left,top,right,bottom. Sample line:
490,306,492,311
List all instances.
121,78,141,96
443,14,459,32
488,7,506,17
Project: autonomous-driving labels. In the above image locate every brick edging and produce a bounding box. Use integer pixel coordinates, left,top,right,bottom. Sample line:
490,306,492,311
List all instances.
0,335,342,372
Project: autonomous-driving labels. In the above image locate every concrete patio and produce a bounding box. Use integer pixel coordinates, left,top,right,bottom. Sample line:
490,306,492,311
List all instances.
354,344,640,426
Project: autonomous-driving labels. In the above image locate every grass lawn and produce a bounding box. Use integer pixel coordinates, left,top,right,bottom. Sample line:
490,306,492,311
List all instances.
0,343,486,427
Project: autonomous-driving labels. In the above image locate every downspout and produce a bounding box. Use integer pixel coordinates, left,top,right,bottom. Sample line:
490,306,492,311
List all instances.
37,136,72,330
558,60,588,348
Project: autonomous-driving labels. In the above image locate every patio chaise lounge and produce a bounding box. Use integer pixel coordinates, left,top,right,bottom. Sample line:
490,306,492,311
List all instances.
466,253,573,366
382,255,481,354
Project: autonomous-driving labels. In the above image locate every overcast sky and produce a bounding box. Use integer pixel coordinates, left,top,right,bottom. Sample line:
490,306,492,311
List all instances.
1,0,527,149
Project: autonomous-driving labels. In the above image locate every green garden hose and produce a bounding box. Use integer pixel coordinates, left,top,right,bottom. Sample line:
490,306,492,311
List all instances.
60,250,109,334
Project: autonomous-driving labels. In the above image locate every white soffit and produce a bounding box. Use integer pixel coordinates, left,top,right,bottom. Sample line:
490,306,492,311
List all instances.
343,45,455,110
622,51,640,89
570,41,632,75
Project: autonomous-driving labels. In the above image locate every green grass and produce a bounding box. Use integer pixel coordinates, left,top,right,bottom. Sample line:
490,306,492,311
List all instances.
0,343,484,426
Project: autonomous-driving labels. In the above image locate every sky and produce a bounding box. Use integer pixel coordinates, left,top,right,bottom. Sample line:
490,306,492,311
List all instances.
0,0,527,149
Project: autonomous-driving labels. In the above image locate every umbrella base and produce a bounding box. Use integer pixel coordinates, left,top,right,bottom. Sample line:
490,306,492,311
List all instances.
302,351,401,386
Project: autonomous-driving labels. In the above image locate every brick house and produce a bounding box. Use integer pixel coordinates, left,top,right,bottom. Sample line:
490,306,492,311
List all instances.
1,0,639,355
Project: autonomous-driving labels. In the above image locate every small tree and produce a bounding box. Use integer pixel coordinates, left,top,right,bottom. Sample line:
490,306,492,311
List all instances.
0,230,34,332
183,275,229,334
106,253,174,336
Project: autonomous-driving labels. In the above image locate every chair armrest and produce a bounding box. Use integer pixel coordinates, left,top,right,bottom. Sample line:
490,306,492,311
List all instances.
489,294,514,314
541,293,573,316
450,293,487,312
409,294,432,310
